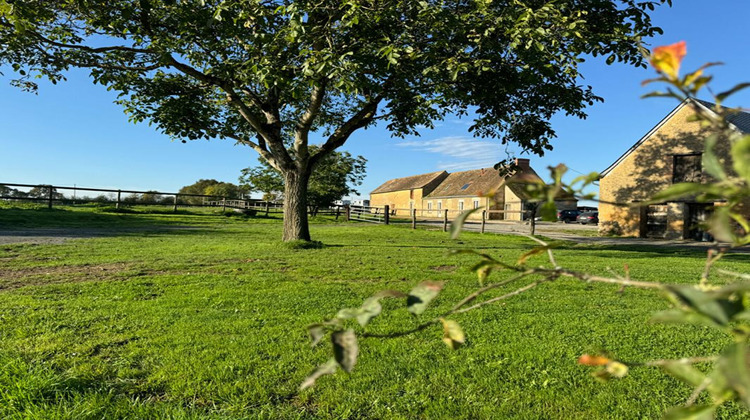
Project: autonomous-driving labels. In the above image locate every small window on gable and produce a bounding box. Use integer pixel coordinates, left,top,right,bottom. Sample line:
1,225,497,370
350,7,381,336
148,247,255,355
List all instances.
673,153,702,183
461,183,471,190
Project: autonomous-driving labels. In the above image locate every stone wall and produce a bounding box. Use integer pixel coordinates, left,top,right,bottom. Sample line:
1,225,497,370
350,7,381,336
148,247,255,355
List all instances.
599,102,734,238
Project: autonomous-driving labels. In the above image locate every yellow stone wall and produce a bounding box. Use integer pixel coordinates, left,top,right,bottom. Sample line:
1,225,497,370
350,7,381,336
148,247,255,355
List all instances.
599,103,734,237
503,186,525,221
370,189,423,218
421,196,492,220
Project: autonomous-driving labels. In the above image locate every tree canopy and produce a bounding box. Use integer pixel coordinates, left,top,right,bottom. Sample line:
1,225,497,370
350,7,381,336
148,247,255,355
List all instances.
178,179,247,204
0,0,670,240
240,148,366,210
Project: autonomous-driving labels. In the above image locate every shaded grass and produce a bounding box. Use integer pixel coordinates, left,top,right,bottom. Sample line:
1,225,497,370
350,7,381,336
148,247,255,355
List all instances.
0,207,749,418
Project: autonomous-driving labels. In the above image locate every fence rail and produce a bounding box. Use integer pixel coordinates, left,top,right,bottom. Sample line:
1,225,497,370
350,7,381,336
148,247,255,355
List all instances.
342,204,535,234
1,182,349,219
2,182,536,234
0,182,256,211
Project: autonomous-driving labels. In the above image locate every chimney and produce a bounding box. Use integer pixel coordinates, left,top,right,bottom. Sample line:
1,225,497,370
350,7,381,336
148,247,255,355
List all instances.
514,158,530,170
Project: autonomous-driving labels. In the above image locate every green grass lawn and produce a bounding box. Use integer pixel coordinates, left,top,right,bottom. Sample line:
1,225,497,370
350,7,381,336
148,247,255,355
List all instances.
1,205,748,419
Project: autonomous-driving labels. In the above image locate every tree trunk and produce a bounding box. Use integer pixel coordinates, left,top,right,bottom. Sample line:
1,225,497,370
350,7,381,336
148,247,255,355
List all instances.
282,169,312,241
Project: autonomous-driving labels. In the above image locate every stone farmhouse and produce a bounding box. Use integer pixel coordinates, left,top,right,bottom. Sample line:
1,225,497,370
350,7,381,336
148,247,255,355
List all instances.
599,98,750,239
370,159,577,220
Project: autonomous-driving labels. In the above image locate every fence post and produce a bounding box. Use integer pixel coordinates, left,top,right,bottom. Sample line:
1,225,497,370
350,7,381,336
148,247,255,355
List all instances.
265,201,270,216
384,205,390,225
443,209,448,232
47,185,53,209
222,197,226,212
116,190,121,209
481,210,486,234
173,194,179,212
346,205,351,221
411,209,416,229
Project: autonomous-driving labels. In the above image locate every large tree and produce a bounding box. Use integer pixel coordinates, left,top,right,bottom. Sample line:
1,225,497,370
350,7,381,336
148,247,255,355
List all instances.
0,0,668,241
240,147,366,213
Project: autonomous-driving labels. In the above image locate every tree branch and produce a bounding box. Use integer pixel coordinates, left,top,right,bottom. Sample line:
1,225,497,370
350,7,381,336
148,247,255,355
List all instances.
294,79,328,161
310,93,383,168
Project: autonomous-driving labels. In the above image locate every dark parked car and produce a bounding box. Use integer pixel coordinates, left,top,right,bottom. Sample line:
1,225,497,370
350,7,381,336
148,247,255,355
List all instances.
576,211,599,225
557,210,581,223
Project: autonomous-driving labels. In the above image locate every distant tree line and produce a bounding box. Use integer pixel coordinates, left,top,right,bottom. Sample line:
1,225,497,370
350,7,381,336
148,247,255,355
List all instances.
177,180,249,205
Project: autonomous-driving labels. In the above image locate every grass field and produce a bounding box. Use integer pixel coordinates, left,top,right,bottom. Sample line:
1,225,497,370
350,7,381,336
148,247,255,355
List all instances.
0,205,748,419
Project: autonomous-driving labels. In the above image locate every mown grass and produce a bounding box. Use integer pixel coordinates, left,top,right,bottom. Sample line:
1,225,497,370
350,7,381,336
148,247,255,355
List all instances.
0,205,748,418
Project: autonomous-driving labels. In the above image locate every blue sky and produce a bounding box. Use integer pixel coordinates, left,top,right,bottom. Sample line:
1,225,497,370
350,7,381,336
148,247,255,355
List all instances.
2,1,750,200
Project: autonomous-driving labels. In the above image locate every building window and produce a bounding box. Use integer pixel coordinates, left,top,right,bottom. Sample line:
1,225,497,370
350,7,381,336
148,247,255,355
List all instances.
458,201,464,211
673,153,702,183
437,201,442,210
427,202,432,211
473,200,480,209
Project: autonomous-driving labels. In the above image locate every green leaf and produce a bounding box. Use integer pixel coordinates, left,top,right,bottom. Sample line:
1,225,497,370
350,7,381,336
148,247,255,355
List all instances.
539,201,557,221
300,358,338,390
702,135,727,180
707,367,732,402
604,361,629,378
450,207,482,239
716,82,750,102
731,135,750,182
650,183,705,202
407,281,444,315
662,362,707,387
706,282,750,298
356,297,382,327
518,246,548,265
336,308,359,320
719,343,750,408
663,405,715,420
440,318,465,350
337,290,406,327
666,285,730,326
650,309,723,329
307,324,326,347
331,329,358,373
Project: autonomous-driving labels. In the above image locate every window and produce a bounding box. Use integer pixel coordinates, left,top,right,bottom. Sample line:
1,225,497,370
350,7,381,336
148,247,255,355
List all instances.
437,201,442,210
673,153,702,183
460,183,471,190
458,201,464,211
427,202,433,211
473,200,480,209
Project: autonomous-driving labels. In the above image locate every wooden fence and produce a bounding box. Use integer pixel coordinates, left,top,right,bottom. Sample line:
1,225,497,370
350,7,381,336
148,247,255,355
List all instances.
343,204,534,234
0,182,348,218
2,182,531,232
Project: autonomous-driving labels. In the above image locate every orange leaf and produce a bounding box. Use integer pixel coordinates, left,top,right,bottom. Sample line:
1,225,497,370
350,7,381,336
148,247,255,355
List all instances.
578,354,611,366
650,41,686,79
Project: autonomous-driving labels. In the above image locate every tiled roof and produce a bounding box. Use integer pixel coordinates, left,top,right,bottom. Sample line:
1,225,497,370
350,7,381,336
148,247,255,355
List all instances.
425,167,542,198
693,99,750,133
601,97,750,178
370,171,447,194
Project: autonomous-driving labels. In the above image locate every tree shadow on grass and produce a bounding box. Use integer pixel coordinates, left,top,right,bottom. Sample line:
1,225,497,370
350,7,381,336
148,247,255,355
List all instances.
555,243,750,260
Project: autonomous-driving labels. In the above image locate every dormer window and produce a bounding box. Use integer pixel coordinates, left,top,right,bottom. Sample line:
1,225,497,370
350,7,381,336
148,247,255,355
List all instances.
673,153,702,183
